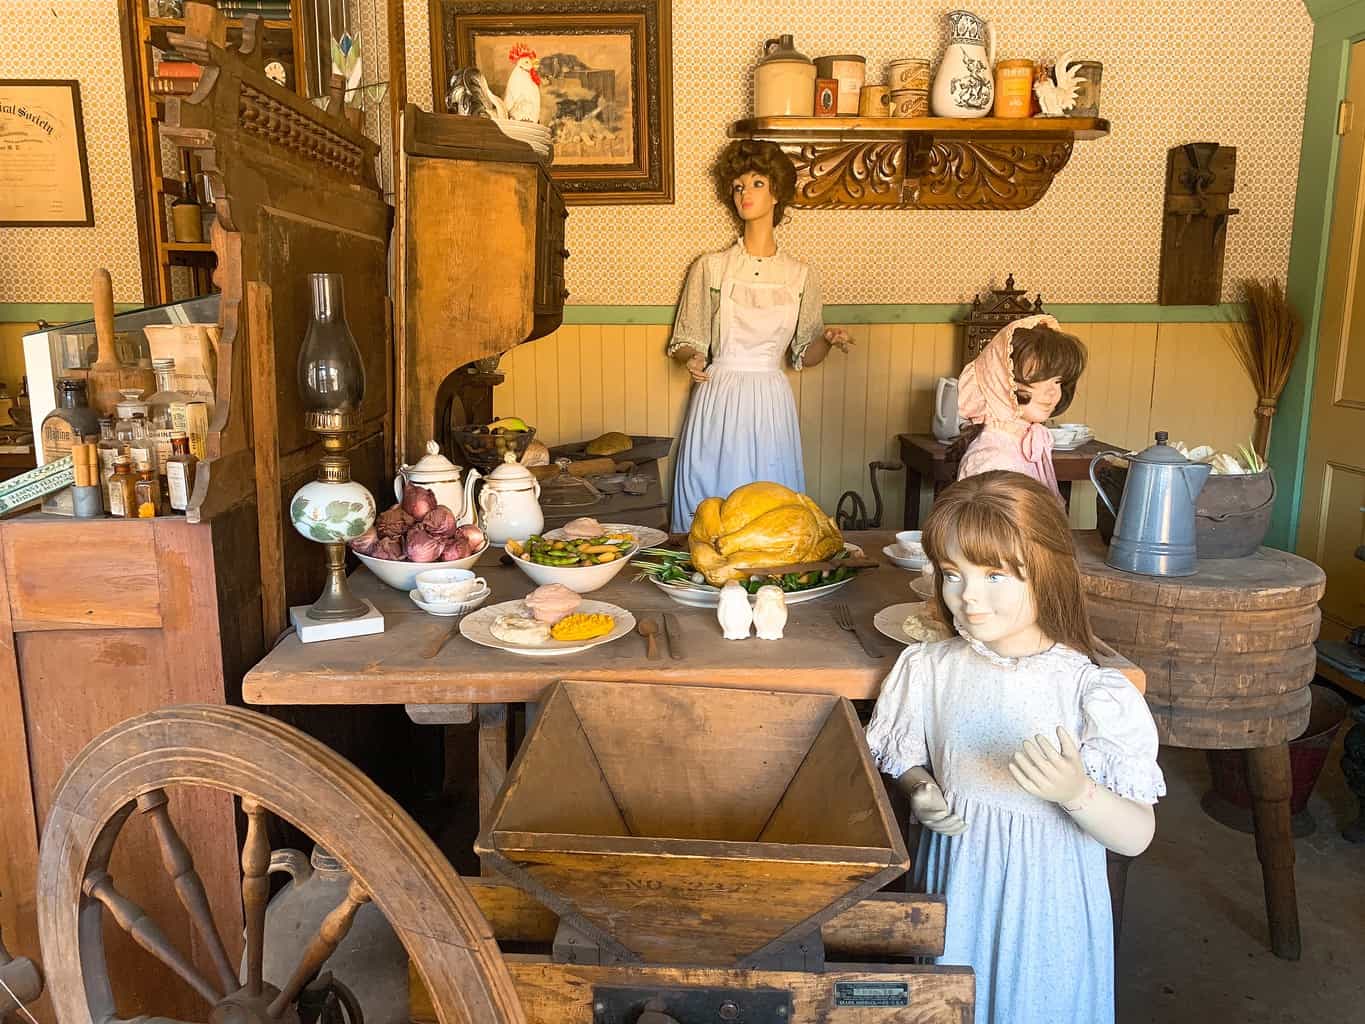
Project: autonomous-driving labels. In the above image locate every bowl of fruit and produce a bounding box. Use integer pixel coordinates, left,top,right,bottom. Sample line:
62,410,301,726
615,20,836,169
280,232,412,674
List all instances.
349,484,490,591
451,417,537,472
505,532,639,594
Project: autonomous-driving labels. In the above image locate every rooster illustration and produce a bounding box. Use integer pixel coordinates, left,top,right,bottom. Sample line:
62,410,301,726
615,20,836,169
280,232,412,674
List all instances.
503,44,543,123
1034,53,1082,117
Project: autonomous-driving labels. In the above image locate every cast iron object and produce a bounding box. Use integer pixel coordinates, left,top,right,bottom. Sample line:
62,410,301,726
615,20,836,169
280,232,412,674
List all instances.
590,985,791,1024
835,460,905,530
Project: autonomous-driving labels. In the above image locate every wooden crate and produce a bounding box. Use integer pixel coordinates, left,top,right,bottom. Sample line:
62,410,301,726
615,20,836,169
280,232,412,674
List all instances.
476,680,909,967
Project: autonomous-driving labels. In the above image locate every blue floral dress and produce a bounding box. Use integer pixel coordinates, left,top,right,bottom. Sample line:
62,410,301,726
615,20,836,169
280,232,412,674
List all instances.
865,635,1166,1024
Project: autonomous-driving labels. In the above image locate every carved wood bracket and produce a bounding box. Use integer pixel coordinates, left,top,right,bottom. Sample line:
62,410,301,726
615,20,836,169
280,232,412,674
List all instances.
730,117,1106,211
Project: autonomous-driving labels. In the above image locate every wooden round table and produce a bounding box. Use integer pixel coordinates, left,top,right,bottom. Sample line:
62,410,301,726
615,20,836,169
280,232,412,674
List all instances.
1074,531,1326,961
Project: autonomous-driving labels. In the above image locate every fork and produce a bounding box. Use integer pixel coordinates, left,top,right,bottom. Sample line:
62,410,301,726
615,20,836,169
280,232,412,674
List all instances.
833,602,886,659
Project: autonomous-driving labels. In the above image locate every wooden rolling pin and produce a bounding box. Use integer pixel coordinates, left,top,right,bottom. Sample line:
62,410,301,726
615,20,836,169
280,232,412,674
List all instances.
87,269,154,416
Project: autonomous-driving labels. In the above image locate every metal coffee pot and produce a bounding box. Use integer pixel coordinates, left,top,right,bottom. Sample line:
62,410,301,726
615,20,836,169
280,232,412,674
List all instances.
1090,431,1211,577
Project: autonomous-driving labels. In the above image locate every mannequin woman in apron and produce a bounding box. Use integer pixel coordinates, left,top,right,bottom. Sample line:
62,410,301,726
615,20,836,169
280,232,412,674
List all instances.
666,141,852,531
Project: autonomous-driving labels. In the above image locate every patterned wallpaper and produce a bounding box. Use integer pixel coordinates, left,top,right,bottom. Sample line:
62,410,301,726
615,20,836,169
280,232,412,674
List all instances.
406,0,1314,304
0,2,145,304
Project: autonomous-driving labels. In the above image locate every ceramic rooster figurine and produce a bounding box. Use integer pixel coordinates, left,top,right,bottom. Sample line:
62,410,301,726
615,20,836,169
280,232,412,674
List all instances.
503,44,543,123
1034,53,1082,117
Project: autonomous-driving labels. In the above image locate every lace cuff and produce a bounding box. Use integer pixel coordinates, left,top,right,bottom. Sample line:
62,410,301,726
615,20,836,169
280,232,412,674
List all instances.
1082,744,1167,805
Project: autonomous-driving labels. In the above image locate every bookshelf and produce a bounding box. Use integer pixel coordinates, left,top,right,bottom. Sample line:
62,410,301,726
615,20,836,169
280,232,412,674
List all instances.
122,2,309,304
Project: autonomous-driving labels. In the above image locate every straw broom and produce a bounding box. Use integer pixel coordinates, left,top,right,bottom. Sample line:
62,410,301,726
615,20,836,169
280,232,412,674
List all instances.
1225,278,1302,460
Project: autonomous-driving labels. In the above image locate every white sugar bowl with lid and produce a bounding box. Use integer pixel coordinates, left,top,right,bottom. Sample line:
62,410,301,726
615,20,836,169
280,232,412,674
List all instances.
395,439,480,526
477,452,544,545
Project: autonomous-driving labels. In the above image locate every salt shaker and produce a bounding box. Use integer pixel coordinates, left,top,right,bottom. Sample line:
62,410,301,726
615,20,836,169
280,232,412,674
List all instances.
717,580,754,640
752,585,788,640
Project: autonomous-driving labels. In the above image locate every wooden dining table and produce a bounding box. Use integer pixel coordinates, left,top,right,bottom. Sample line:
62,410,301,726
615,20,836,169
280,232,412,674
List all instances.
244,531,1144,854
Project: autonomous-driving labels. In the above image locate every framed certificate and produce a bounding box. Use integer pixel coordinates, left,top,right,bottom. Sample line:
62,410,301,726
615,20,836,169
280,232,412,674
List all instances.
0,79,95,226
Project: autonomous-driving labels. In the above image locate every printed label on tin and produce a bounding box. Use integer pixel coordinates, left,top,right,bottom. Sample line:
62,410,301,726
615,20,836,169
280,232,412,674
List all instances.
833,981,909,1007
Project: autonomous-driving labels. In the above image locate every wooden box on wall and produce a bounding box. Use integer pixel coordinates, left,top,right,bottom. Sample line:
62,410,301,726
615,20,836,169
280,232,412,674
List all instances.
398,106,566,464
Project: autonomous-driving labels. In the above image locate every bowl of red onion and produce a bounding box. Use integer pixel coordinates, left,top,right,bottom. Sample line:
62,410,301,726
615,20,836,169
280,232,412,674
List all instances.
349,484,489,592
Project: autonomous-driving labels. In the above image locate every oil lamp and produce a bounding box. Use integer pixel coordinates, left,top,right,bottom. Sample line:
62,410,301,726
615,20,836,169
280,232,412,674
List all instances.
288,272,380,636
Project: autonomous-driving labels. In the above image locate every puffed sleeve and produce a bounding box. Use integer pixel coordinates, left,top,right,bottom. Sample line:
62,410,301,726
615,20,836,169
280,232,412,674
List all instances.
789,263,827,370
666,255,712,359
1079,667,1167,804
865,646,930,779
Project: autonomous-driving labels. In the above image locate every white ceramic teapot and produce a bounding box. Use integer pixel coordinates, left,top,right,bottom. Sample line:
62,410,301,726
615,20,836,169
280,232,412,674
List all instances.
478,452,544,545
395,440,480,526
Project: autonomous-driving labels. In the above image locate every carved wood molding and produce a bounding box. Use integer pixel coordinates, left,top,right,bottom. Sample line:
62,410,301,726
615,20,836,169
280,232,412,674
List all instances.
732,117,1105,211
238,82,368,179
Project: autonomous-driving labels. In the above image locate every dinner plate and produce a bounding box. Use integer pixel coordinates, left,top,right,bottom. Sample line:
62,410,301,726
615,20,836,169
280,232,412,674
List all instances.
648,573,858,608
543,523,669,550
874,601,945,645
883,544,930,571
458,599,635,656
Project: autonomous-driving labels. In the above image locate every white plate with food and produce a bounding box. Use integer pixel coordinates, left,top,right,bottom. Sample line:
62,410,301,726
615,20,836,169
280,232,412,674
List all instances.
648,573,858,609
543,522,669,550
882,544,931,571
458,599,635,657
874,602,953,646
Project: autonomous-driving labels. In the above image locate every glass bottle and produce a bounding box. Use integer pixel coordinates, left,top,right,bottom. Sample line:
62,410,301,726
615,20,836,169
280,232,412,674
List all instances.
145,360,187,478
171,174,202,244
96,417,118,510
165,432,198,512
114,390,154,471
134,462,162,518
298,273,365,422
40,378,101,465
110,456,136,518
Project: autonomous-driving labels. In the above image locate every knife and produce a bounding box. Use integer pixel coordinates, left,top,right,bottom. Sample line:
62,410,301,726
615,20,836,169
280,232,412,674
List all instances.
662,613,685,660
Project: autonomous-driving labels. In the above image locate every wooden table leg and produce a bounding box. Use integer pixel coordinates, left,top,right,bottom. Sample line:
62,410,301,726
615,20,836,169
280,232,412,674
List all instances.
1059,479,1073,513
903,465,925,529
478,703,509,877
1246,743,1301,960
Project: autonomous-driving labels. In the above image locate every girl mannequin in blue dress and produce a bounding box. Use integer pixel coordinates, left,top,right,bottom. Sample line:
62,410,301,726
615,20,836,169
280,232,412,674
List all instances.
666,140,852,531
866,470,1165,1024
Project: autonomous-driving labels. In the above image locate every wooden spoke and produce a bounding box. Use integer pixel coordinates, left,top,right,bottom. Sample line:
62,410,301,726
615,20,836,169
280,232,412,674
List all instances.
266,879,370,1018
240,798,271,997
82,869,222,1005
137,790,240,994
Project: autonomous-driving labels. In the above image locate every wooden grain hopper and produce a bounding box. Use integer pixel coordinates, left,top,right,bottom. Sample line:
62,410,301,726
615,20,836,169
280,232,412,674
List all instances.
475,680,910,967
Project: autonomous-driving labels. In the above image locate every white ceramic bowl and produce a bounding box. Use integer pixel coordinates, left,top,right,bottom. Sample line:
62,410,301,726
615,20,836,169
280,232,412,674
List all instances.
508,541,639,594
354,541,489,592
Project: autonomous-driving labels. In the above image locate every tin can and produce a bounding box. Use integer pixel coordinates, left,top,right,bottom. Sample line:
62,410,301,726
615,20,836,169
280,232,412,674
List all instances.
994,59,1035,118
814,54,865,114
814,78,838,116
885,58,930,92
858,85,890,117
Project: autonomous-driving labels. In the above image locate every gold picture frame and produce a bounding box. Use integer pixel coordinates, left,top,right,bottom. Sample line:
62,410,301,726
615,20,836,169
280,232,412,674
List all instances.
0,79,95,227
430,0,674,205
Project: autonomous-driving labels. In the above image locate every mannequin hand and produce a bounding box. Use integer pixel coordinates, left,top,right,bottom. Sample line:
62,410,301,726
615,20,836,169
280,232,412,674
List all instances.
824,327,853,352
685,353,710,383
910,779,968,836
1008,727,1089,806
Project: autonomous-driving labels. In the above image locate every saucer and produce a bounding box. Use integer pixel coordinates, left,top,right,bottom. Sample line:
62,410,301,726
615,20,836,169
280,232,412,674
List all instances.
883,544,930,571
409,586,490,617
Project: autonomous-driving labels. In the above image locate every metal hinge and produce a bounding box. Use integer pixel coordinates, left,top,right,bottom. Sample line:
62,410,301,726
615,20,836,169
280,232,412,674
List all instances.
1339,99,1354,136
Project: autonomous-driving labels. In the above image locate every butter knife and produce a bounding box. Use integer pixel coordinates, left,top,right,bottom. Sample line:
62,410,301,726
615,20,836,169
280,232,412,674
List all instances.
662,612,684,660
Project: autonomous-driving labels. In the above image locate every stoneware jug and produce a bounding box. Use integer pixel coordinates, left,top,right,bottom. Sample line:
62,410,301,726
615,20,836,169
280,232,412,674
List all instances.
932,376,963,442
252,847,408,1024
1090,431,1212,577
478,451,544,545
931,10,996,117
395,439,479,526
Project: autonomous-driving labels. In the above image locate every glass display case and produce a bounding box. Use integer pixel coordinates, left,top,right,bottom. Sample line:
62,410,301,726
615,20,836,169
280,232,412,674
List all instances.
23,294,219,465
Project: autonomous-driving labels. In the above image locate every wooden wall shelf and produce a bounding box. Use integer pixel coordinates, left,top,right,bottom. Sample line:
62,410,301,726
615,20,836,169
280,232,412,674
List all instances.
729,116,1110,211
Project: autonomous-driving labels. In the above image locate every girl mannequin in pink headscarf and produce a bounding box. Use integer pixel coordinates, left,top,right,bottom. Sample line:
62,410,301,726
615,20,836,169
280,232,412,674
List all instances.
950,314,1088,497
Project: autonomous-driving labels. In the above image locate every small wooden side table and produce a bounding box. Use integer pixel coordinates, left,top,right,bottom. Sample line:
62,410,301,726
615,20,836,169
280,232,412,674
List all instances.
1075,532,1326,960
896,434,1122,529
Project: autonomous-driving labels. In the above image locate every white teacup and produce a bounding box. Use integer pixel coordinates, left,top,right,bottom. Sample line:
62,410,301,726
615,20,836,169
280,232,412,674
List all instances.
415,568,488,605
895,530,925,558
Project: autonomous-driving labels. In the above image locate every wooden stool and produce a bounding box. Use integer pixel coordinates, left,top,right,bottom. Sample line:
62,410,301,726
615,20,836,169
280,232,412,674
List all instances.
1075,532,1325,961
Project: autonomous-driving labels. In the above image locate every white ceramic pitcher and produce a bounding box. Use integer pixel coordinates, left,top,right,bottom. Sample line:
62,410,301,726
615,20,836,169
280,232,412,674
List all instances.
931,10,996,118
932,377,963,442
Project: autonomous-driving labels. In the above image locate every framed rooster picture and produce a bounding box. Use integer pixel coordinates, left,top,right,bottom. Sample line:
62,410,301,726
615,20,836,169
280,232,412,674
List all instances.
430,0,674,204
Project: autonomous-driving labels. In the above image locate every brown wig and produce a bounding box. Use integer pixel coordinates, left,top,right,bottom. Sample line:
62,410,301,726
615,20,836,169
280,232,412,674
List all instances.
713,140,798,227
946,325,1089,461
921,470,1097,661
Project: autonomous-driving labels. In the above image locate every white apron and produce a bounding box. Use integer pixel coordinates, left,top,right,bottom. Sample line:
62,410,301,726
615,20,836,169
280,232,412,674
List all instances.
671,250,808,531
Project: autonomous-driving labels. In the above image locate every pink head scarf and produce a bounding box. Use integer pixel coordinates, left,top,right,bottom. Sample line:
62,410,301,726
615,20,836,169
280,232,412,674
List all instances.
957,313,1061,473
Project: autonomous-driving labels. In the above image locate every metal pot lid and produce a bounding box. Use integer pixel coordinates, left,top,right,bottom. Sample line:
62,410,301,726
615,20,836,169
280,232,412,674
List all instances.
1129,430,1192,464
484,451,537,487
405,439,463,481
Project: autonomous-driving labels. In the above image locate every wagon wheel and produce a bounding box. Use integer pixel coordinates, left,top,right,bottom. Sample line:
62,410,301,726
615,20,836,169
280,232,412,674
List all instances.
37,705,524,1024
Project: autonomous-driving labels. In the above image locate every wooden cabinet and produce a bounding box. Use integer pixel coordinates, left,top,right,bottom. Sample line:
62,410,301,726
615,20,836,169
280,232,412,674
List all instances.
398,107,568,464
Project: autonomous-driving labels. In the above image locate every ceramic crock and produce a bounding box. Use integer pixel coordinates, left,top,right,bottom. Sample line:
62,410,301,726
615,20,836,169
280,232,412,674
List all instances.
754,35,816,117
